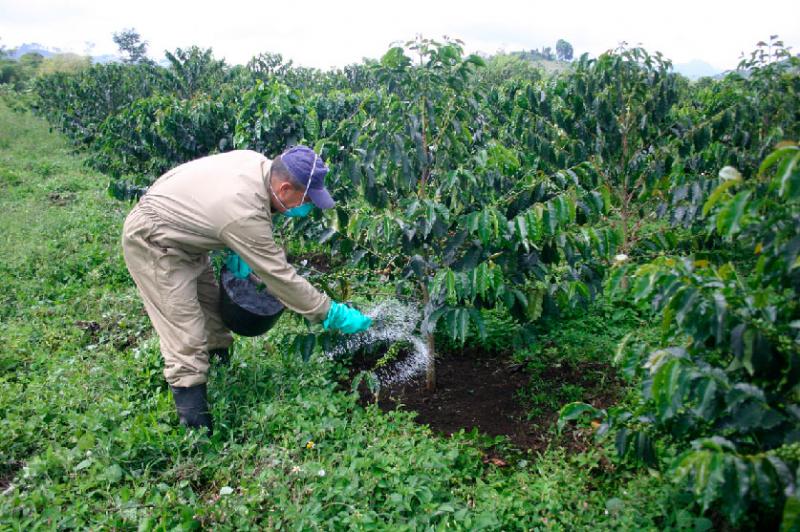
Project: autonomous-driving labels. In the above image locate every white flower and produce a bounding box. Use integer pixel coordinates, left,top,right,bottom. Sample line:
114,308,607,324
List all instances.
317,469,326,477
613,253,629,263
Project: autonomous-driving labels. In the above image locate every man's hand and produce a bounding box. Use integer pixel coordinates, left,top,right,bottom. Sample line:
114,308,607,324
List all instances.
225,251,253,279
323,301,372,334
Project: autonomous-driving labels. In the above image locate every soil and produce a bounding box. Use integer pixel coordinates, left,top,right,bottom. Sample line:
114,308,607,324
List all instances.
221,269,284,316
355,352,624,455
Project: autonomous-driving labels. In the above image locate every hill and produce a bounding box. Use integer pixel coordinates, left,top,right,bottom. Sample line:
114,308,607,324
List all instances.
8,42,120,64
673,59,721,79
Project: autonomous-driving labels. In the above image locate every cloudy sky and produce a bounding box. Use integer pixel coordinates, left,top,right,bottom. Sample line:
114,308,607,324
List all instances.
2,0,798,71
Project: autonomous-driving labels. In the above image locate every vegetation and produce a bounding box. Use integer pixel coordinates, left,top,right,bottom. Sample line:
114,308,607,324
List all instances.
1,29,798,528
1,103,680,530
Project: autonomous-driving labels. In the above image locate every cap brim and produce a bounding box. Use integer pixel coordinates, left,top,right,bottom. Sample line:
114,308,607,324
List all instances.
308,187,335,210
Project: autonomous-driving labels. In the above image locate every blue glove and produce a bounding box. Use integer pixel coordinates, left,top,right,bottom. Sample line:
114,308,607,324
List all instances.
323,301,372,334
225,251,253,280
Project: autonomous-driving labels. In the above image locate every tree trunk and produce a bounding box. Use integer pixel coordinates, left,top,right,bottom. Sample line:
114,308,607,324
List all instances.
425,331,436,392
420,281,436,392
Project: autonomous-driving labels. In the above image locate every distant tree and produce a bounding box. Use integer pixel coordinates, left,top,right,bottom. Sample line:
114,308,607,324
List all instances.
247,52,294,80
479,53,543,85
0,59,15,84
18,52,44,73
518,48,554,62
556,39,574,61
39,53,91,75
113,28,149,64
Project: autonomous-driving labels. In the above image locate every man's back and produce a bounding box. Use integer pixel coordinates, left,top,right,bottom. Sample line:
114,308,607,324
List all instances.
143,150,273,243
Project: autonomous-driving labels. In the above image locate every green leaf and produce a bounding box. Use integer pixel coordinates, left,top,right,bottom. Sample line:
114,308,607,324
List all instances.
103,464,124,484
319,227,336,244
446,270,457,304
782,494,800,532
380,47,410,69
758,145,798,177
702,178,740,217
293,333,316,362
557,402,601,432
634,432,657,466
544,202,557,235
715,190,751,239
652,358,686,418
467,308,486,340
615,427,629,457
515,216,529,251
75,458,93,471
776,150,800,199
76,433,95,452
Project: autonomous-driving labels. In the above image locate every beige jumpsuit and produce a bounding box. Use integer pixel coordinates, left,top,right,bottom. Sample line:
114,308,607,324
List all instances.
121,150,331,387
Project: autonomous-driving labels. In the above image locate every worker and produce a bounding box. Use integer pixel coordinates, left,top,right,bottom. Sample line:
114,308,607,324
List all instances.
121,146,372,433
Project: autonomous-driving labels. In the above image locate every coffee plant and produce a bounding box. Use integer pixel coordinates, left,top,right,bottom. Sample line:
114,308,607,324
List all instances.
560,144,800,528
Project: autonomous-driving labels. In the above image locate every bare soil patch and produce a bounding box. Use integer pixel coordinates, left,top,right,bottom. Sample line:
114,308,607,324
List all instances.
355,352,624,454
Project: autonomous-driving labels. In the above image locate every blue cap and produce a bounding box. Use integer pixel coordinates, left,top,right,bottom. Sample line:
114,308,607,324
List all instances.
280,145,335,209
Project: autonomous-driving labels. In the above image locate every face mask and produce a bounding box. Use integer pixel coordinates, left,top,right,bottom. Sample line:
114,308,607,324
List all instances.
284,202,314,218
270,153,317,218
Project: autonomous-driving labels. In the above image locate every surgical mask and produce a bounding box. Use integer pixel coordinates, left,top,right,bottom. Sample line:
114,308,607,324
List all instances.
284,202,313,218
270,153,317,218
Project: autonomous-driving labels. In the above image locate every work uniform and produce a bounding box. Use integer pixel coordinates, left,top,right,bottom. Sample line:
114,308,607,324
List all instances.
121,150,332,387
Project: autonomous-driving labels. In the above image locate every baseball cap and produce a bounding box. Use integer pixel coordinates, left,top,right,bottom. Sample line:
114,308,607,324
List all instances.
280,145,335,209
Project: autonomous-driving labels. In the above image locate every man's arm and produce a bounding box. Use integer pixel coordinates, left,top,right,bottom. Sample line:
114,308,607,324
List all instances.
219,215,331,323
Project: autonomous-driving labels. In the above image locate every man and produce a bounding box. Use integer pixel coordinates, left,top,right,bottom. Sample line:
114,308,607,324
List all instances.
121,146,371,433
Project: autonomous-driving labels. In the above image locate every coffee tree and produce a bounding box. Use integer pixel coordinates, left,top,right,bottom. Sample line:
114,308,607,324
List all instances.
296,38,620,389
500,47,684,252
560,144,800,528
33,62,168,146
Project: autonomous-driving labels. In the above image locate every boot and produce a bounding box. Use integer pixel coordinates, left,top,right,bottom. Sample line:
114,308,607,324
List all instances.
209,347,230,366
169,383,213,433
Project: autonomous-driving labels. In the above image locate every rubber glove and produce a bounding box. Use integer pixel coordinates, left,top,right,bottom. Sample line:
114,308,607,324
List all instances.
225,250,253,280
323,301,372,334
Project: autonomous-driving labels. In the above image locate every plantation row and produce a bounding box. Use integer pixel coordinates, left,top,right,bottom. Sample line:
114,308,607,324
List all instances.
22,36,800,528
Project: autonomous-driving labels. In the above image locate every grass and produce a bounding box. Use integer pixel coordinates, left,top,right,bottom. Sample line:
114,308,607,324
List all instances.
0,102,687,530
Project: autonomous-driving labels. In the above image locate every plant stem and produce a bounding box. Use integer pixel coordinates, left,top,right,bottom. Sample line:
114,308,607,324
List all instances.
419,280,436,392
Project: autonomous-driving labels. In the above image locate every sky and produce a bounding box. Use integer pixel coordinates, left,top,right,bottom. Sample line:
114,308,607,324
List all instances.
1,0,798,71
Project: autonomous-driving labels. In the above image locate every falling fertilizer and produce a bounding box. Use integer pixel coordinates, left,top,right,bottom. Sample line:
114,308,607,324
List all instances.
323,299,431,386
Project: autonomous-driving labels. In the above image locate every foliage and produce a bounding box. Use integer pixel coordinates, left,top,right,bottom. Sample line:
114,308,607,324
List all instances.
17,33,800,527
113,27,150,65
32,62,169,146
163,46,228,99
233,80,313,155
556,39,574,61
0,102,680,530
560,144,800,528
37,53,91,76
0,51,90,89
26,34,797,378
476,53,544,88
90,92,236,180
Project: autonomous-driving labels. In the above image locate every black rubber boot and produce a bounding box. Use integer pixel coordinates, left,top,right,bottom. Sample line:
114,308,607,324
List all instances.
209,347,230,366
169,383,213,433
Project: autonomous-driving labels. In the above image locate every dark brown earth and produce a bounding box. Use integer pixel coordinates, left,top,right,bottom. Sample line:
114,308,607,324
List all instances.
0,461,22,493
355,352,624,454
